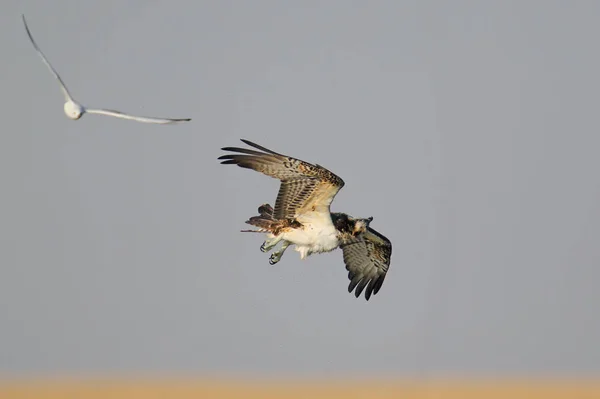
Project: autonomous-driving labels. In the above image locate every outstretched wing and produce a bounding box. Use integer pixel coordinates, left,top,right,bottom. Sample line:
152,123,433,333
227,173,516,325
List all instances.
85,108,191,124
340,227,392,301
218,139,345,220
22,14,74,102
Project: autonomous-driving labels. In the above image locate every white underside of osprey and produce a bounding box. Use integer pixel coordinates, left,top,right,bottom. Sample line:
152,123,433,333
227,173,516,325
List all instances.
274,211,340,259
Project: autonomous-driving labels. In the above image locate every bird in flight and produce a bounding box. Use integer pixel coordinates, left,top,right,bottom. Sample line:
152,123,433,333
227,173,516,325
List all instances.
218,139,392,301
22,14,191,124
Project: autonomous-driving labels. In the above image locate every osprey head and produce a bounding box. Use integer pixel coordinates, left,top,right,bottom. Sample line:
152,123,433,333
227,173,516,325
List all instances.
351,216,373,236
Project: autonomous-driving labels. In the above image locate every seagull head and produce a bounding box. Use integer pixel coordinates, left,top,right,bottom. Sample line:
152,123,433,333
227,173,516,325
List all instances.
64,101,83,120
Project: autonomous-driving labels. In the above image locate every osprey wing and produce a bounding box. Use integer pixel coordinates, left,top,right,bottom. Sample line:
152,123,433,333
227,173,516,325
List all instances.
339,226,392,300
218,139,345,220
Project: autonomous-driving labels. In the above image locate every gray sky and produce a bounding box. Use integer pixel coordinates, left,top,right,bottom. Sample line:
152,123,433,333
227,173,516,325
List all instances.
1,0,599,378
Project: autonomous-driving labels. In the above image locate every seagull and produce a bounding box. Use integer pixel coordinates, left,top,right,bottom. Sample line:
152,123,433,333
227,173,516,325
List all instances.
219,139,392,301
22,14,191,124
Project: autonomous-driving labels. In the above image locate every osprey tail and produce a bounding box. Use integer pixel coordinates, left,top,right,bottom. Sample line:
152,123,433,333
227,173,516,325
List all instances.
241,204,276,232
241,203,301,235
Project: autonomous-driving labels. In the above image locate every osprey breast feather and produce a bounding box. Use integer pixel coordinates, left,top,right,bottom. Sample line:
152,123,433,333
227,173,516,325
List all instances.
218,139,392,301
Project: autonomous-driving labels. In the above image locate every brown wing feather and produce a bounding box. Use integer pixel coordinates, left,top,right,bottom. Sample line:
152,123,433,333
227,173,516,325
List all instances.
340,227,392,301
218,139,345,220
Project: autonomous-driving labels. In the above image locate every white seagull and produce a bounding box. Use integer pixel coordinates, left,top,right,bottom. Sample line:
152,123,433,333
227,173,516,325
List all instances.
22,15,191,124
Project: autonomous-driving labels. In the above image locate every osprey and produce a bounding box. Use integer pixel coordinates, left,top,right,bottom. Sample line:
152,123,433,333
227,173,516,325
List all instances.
218,139,392,301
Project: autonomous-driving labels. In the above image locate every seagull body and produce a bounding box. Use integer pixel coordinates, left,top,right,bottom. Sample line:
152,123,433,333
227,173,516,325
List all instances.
22,15,191,124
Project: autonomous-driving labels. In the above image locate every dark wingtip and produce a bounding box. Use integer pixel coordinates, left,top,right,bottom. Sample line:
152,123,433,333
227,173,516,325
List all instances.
348,277,380,301
372,275,385,295
238,139,281,155
21,14,31,30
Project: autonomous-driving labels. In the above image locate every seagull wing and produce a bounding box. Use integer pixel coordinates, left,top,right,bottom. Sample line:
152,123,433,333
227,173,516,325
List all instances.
84,108,191,124
22,14,74,102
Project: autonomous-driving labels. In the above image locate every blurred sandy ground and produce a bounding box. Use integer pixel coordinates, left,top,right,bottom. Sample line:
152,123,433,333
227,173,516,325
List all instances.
1,379,600,399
